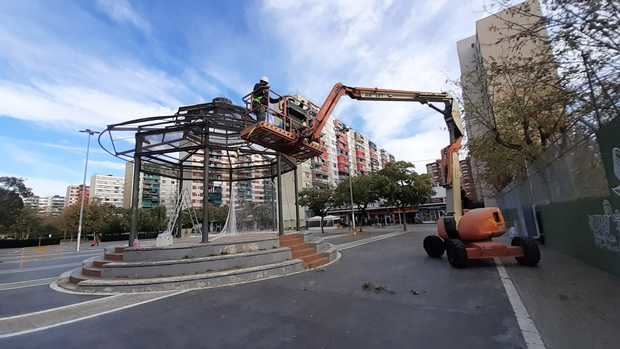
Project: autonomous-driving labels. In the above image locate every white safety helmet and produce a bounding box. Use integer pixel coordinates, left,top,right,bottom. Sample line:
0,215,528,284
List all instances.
260,76,269,84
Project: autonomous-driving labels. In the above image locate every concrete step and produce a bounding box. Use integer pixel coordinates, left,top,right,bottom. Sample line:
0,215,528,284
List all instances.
92,260,111,268
69,274,87,284
104,252,123,261
94,247,293,279
120,235,279,262
306,256,329,269
299,253,330,268
292,246,316,258
114,247,126,253
82,266,102,277
62,259,305,293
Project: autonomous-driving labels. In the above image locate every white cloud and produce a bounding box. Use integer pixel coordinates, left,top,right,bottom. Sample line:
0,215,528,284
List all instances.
259,0,486,163
0,81,175,128
0,173,71,197
0,26,200,129
96,0,150,33
0,136,106,155
89,160,126,171
203,63,254,98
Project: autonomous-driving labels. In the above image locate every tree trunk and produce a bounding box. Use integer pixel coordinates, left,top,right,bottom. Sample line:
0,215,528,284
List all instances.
320,216,324,234
402,210,407,231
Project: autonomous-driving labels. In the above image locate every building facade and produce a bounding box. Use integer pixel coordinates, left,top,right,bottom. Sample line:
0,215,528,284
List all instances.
457,0,552,206
459,157,479,204
426,161,443,187
23,195,65,216
426,156,479,205
90,174,124,207
64,185,89,208
124,162,178,217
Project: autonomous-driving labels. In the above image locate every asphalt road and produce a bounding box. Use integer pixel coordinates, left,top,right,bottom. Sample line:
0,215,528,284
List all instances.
1,227,526,348
0,243,109,316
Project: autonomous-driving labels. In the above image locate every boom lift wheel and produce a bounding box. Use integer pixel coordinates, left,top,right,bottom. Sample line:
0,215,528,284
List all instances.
446,239,468,268
511,237,541,266
423,235,445,258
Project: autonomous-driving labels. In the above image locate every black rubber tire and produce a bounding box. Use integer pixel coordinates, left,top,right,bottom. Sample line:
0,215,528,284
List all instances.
446,239,468,268
511,237,541,267
423,235,445,258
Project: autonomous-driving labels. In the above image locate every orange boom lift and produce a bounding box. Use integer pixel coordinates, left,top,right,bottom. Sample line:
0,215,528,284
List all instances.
241,83,540,268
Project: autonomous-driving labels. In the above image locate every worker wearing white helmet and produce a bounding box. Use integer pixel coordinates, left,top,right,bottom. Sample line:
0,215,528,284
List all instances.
252,75,280,124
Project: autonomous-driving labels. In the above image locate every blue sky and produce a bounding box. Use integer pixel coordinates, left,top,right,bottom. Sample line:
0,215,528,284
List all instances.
0,0,501,196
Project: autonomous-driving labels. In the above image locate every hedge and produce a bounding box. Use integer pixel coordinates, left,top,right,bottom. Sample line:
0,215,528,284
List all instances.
0,238,62,249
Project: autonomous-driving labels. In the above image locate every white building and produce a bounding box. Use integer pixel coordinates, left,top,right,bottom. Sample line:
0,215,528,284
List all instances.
159,176,178,217
26,195,65,216
90,174,124,207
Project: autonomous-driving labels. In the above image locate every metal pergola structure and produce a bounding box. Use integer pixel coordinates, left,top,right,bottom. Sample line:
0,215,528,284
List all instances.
98,98,301,246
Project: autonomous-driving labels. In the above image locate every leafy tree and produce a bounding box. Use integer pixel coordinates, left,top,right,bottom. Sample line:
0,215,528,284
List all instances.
462,0,619,191
493,0,618,128
0,177,33,233
333,175,381,229
60,204,81,240
0,177,33,197
8,208,41,240
138,206,167,233
58,202,129,240
298,186,334,234
376,161,433,231
238,202,271,231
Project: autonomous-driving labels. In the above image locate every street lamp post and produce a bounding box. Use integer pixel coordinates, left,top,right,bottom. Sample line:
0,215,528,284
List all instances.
349,158,356,234
76,129,99,252
341,126,356,234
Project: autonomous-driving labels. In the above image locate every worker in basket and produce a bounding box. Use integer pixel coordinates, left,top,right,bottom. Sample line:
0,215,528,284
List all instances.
252,76,282,127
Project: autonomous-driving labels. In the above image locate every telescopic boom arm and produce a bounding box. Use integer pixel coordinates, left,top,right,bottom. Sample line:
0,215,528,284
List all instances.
309,83,464,144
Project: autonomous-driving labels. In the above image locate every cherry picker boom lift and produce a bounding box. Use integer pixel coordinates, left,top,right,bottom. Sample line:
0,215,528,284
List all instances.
240,83,540,268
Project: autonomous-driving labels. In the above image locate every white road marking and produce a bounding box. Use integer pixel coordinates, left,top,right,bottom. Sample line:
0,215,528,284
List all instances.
495,259,546,349
0,251,102,265
0,291,186,338
336,230,410,250
0,262,84,275
0,248,105,262
0,277,57,291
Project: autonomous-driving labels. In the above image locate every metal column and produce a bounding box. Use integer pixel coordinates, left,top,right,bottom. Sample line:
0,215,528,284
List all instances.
271,178,277,230
276,154,284,235
177,163,184,238
129,134,142,247
294,165,300,231
202,130,210,243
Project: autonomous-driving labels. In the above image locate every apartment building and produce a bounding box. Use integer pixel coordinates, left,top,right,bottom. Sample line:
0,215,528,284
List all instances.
64,185,89,208
23,195,65,216
90,174,124,207
425,157,479,204
426,161,443,187
457,0,553,206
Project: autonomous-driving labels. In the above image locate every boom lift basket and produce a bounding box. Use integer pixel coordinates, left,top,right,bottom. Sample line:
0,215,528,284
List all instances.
240,90,323,161
240,122,323,160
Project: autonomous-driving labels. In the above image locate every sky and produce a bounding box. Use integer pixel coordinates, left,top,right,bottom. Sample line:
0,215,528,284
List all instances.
0,0,503,196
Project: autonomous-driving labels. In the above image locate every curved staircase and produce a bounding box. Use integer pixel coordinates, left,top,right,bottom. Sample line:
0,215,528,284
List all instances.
56,233,337,294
